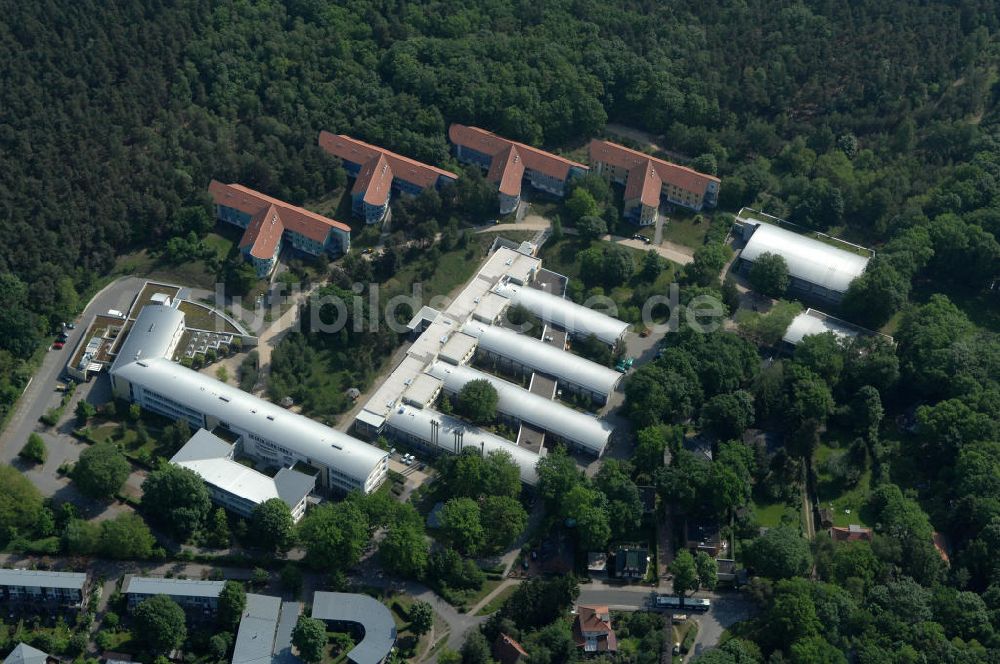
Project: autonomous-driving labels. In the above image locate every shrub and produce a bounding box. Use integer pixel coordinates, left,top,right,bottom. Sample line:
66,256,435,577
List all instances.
20,433,47,464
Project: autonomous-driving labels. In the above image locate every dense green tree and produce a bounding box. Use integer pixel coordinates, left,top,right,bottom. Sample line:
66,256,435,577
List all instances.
217,581,247,630
748,253,790,297
499,576,579,631
696,551,719,591
250,498,294,554
687,243,732,286
456,379,499,425
75,400,96,425
133,595,187,655
566,190,600,222
205,508,232,549
699,391,755,440
595,459,643,540
840,260,910,329
140,464,212,540
671,550,699,596
292,616,328,663
297,500,369,571
459,631,493,664
480,496,527,553
746,526,812,579
98,513,155,559
73,442,130,499
409,600,434,636
576,215,608,241
439,497,484,555
19,433,47,465
380,520,429,579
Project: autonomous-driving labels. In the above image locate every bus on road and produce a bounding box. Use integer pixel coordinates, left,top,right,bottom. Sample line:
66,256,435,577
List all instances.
653,594,711,612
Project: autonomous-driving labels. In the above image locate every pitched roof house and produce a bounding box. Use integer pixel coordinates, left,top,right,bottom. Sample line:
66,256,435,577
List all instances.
449,125,589,215
573,605,617,654
588,140,720,225
209,181,351,278
318,132,459,225
494,634,528,664
830,524,873,543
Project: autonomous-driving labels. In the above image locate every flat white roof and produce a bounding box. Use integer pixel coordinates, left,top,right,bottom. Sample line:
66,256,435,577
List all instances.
402,373,442,407
463,321,621,397
493,282,629,344
386,404,540,485
427,361,611,455
232,594,281,664
361,355,428,419
439,332,479,365
113,357,386,485
472,292,511,323
782,308,888,346
0,569,87,590
740,222,870,294
122,576,225,598
170,430,314,513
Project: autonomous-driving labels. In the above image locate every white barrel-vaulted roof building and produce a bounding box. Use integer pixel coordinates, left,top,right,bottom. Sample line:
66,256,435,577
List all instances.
110,305,388,494
463,321,622,403
426,361,611,456
385,404,540,485
493,281,629,345
737,222,871,303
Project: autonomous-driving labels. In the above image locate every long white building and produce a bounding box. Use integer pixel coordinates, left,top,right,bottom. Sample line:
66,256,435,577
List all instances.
426,361,611,456
736,221,871,303
385,404,540,485
111,305,388,495
463,322,622,403
493,281,629,345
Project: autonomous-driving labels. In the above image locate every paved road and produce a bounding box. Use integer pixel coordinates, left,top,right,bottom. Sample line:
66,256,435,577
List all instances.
0,277,145,460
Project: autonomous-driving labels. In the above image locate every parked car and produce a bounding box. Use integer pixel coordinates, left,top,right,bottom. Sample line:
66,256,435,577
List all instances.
52,342,64,350
65,322,76,329
672,614,688,624
54,383,68,392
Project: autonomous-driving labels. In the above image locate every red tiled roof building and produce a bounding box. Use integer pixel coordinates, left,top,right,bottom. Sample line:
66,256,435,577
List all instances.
318,131,459,226
588,140,720,225
830,524,873,543
209,181,351,278
494,634,528,664
573,605,618,655
449,124,589,216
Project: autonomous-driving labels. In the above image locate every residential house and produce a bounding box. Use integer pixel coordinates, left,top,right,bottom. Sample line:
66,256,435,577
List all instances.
494,634,528,664
686,519,726,557
830,524,873,543
209,181,351,278
613,545,650,580
588,140,720,225
449,125,589,215
318,132,459,225
0,569,89,608
573,605,618,655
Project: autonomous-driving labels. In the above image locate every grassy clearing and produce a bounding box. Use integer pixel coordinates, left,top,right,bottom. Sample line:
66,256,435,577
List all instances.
661,214,710,248
751,498,801,528
475,583,517,615
814,443,873,527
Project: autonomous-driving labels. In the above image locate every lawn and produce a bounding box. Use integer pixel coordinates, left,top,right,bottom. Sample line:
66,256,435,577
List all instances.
814,443,873,527
177,300,241,333
751,498,801,528
475,583,518,615
387,593,447,659
660,214,710,248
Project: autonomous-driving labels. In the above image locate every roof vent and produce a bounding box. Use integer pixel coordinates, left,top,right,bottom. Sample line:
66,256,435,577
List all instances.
266,415,275,421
